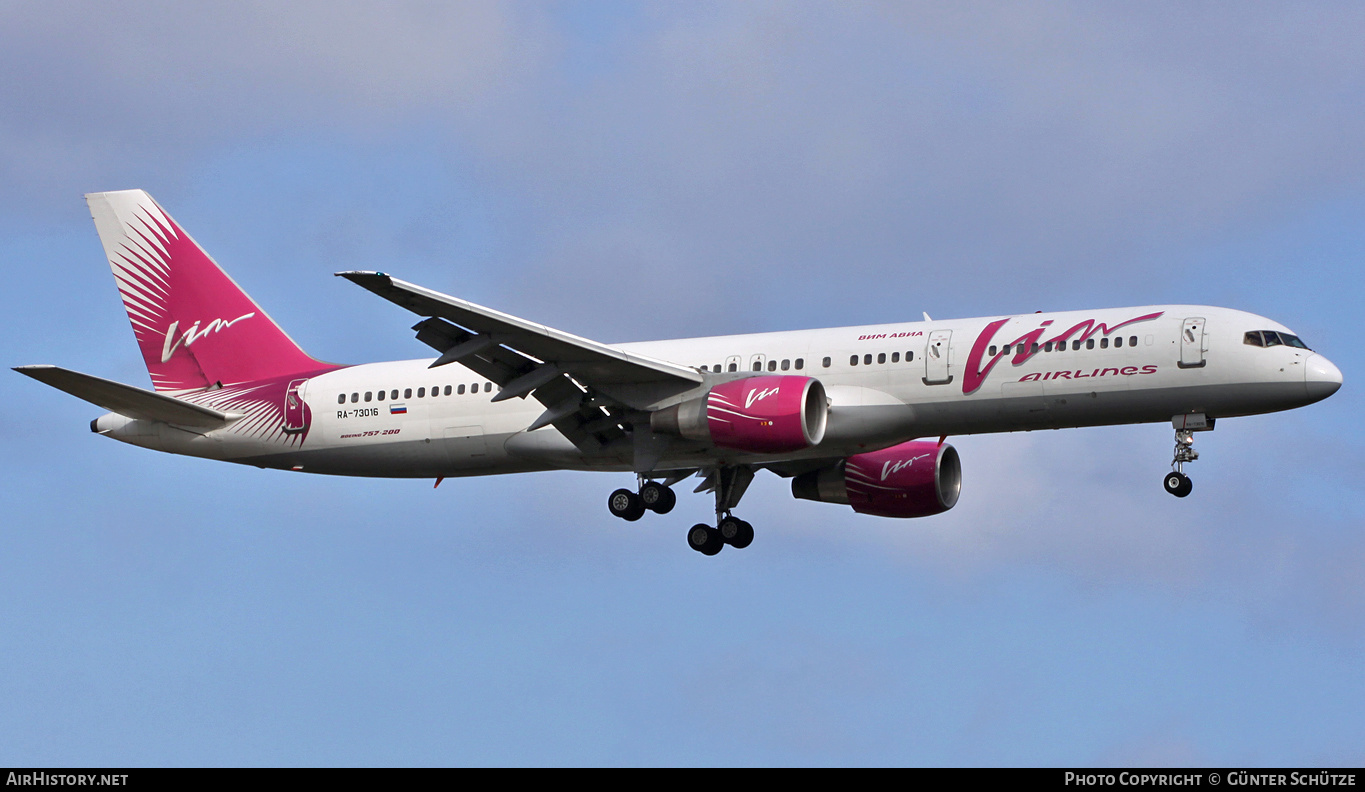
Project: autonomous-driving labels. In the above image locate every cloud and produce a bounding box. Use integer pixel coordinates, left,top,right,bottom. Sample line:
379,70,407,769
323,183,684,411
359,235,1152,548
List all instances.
9,3,1365,324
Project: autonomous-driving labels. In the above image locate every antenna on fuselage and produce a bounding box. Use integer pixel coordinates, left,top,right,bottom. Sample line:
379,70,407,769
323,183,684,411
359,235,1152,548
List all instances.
923,312,932,322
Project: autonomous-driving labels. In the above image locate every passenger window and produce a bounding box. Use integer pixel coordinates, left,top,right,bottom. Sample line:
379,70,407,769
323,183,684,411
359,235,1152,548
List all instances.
458,384,466,395
351,393,358,403
906,351,914,362
891,352,900,363
337,394,345,404
444,385,452,396
485,382,493,393
864,354,872,365
989,346,997,356
877,353,886,364
822,357,831,368
403,388,411,399
1086,339,1095,350
1114,337,1123,348
364,392,372,402
391,390,399,400
1129,336,1137,347
1030,344,1039,354
753,361,762,371
1072,340,1081,351
795,358,804,370
850,355,859,366
781,359,790,371
418,387,426,398
768,360,777,372
1100,338,1109,349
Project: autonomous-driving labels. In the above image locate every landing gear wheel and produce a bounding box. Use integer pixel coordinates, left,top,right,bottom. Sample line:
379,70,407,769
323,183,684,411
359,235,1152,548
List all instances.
639,481,676,514
608,488,646,521
687,524,724,556
1163,472,1193,498
718,516,754,549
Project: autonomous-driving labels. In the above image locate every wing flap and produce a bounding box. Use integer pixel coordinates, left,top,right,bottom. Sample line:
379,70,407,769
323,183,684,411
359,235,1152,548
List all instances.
14,365,233,428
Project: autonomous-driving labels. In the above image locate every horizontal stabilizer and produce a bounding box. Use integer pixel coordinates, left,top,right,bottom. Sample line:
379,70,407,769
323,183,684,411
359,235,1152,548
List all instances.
14,365,234,428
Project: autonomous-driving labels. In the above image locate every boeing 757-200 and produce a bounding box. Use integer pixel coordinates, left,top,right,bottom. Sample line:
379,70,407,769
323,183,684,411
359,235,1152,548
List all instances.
15,190,1342,555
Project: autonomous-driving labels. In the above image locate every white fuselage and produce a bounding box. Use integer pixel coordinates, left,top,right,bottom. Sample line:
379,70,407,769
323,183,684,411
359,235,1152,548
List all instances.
98,304,1339,478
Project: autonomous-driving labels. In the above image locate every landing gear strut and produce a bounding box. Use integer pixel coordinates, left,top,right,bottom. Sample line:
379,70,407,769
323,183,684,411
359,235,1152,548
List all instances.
1163,414,1212,498
686,465,756,556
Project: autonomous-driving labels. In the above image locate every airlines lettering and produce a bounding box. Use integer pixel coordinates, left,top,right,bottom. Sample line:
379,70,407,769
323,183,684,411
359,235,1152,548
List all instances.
160,313,256,363
1017,365,1159,382
962,311,1164,395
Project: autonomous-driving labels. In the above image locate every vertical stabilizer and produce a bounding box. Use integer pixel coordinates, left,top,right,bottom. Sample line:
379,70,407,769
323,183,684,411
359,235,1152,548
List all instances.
86,190,323,392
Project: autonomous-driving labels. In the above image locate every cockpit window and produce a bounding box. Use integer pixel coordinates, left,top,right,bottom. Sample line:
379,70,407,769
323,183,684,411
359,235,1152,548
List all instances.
1245,330,1311,350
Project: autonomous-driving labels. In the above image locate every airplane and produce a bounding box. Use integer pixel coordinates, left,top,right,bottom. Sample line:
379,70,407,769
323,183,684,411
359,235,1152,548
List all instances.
15,190,1343,556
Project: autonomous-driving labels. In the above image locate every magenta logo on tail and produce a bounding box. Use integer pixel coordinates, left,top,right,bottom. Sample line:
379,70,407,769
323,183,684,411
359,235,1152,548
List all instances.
159,313,256,363
91,190,330,392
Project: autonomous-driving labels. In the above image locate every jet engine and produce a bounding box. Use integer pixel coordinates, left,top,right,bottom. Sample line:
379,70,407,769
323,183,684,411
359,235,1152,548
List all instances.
791,439,961,518
651,375,828,454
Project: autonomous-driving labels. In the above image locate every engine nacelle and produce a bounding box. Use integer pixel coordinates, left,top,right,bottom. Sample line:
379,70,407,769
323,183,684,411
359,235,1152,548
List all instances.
651,375,828,454
791,440,961,518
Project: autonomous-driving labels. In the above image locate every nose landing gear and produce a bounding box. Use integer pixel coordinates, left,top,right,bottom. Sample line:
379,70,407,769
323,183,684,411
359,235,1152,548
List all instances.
1163,414,1213,498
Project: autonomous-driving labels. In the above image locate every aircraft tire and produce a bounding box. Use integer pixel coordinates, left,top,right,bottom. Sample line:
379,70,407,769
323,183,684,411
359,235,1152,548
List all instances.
609,488,646,521
640,482,676,514
730,520,754,550
1163,472,1192,498
688,524,723,556
719,515,749,547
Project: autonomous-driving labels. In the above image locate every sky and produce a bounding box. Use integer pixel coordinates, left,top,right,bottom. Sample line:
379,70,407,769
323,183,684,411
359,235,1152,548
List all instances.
1,1,1363,767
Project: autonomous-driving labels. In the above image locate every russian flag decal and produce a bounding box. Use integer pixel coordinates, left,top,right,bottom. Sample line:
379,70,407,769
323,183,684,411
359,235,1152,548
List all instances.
390,404,407,415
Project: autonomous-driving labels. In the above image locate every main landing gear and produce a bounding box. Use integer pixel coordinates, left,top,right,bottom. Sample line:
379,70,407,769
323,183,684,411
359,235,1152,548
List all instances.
607,479,676,521
685,514,755,556
1163,414,1213,498
607,466,757,556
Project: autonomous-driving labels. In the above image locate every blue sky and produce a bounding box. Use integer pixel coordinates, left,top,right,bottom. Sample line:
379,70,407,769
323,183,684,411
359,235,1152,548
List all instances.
1,2,1362,766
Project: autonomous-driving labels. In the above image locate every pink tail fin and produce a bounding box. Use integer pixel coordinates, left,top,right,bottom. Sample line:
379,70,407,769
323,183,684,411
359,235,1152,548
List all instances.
86,190,325,392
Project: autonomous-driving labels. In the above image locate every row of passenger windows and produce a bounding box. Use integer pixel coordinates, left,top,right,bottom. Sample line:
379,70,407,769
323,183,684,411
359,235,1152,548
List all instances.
694,335,1143,374
699,353,921,372
337,381,493,404
990,335,1141,356
1244,330,1310,349
849,351,915,366
701,358,807,373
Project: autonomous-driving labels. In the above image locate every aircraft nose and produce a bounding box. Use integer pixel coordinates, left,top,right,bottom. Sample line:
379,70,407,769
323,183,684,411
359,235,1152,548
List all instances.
1304,354,1342,402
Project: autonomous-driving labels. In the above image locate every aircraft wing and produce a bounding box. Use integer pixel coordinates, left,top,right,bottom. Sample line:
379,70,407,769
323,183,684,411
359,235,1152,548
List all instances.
14,365,234,428
338,271,705,454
